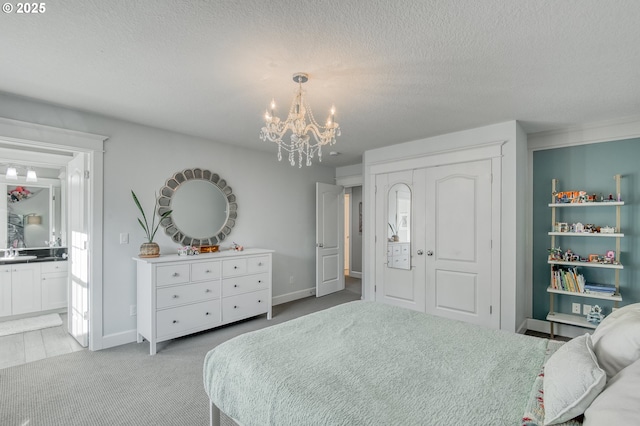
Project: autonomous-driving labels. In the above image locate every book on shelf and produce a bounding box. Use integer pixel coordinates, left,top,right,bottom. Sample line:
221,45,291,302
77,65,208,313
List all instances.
584,282,616,296
551,265,585,293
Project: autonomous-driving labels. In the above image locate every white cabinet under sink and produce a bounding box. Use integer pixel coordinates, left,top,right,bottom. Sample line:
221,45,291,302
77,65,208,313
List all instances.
7,263,41,315
0,260,69,318
41,261,68,310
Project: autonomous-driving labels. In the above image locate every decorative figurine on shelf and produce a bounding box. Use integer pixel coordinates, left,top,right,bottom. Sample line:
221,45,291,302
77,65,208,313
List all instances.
231,242,244,251
587,305,604,324
548,247,563,260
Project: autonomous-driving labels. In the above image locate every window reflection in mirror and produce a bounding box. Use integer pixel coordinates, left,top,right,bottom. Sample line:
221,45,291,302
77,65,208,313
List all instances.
387,183,411,270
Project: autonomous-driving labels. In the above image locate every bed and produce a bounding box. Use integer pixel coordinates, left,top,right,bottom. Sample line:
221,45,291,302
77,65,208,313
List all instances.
203,301,640,426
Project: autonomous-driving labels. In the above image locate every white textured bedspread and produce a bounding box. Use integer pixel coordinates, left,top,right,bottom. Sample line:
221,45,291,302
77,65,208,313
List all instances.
203,301,550,425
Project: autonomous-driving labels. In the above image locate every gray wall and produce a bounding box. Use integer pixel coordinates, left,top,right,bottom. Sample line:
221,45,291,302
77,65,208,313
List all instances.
0,92,335,341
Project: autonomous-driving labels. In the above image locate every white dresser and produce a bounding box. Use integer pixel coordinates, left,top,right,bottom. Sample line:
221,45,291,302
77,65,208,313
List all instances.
387,242,410,269
134,248,273,355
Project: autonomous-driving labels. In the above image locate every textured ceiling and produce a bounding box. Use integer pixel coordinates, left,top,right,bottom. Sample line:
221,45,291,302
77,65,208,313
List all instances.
2,1,640,166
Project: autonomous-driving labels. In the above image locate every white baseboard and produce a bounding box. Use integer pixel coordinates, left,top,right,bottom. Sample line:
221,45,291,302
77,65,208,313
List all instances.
272,288,316,306
516,319,528,335
527,318,591,339
348,271,362,279
100,329,137,349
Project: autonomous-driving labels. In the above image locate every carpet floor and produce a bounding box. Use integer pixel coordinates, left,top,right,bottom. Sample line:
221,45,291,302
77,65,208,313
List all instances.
0,290,360,426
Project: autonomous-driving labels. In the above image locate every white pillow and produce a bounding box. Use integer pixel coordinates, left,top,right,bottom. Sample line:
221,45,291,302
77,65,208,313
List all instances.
591,303,640,379
543,334,606,426
583,358,640,425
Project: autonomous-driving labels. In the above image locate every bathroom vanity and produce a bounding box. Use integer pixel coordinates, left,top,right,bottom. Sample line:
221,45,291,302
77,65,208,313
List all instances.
0,252,68,318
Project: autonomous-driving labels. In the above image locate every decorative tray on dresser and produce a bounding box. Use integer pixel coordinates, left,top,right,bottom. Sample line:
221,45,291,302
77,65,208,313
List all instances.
133,248,273,355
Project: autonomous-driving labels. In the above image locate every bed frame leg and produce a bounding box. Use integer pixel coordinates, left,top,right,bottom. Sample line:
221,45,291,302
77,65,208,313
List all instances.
210,401,221,426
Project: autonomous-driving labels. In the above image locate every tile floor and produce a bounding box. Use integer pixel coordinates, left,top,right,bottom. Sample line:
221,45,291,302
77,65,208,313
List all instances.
0,313,85,369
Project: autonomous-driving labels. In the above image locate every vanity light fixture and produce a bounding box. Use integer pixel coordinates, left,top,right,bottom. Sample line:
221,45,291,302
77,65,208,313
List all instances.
5,166,18,180
260,73,340,168
3,165,37,182
26,168,38,182
26,214,42,225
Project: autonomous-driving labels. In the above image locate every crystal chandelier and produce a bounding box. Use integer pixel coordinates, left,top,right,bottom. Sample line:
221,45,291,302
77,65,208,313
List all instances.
260,73,340,167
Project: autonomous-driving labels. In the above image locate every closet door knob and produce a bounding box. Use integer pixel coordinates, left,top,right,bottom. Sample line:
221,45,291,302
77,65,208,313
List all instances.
417,250,424,255
427,251,434,256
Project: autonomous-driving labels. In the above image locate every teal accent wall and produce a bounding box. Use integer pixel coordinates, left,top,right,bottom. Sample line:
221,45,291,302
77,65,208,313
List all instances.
532,139,640,320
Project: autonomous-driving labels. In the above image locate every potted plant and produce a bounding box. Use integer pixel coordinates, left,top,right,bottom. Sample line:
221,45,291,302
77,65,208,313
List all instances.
132,190,171,258
388,223,399,242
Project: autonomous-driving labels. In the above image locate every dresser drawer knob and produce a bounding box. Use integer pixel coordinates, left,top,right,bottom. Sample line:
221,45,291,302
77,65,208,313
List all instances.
206,269,211,273
205,312,210,316
233,305,238,309
172,272,180,277
234,266,238,269
258,300,262,303
234,284,238,288
205,289,211,293
258,262,263,266
258,280,262,283
172,320,178,324
172,295,179,299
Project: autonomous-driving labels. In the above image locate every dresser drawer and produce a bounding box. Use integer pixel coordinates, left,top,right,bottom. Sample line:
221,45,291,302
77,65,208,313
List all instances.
247,256,270,274
222,289,269,323
40,261,68,274
222,259,247,277
156,300,221,338
157,280,221,309
222,273,270,297
156,264,190,286
191,261,221,282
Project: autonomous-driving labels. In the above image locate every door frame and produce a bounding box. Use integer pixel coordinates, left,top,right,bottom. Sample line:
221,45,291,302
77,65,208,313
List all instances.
0,117,106,350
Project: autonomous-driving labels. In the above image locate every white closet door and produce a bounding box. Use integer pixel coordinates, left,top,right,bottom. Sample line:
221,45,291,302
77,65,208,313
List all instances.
375,171,424,312
423,159,496,328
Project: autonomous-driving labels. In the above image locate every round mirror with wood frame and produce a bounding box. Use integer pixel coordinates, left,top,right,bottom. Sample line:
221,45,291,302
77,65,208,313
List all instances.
157,168,237,246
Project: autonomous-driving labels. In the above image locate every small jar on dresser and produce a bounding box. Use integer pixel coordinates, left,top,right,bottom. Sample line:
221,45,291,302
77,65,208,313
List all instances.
133,248,273,355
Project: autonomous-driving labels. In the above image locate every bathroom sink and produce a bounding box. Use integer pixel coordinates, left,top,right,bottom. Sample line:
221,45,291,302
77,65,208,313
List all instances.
1,255,38,262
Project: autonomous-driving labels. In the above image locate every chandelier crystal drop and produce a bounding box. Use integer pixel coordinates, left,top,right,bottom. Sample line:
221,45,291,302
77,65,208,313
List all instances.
260,73,340,168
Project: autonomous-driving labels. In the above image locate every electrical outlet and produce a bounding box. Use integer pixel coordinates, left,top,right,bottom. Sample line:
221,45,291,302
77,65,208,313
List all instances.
583,304,592,315
130,305,137,316
572,303,581,314
120,233,129,244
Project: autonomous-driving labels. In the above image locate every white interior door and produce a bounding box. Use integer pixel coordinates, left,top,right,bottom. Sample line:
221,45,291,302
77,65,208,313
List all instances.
67,153,89,347
423,159,495,328
316,182,344,297
375,171,424,311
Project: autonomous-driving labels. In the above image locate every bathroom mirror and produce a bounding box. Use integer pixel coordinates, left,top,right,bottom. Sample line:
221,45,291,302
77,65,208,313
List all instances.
386,183,411,270
2,183,62,249
157,168,237,246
